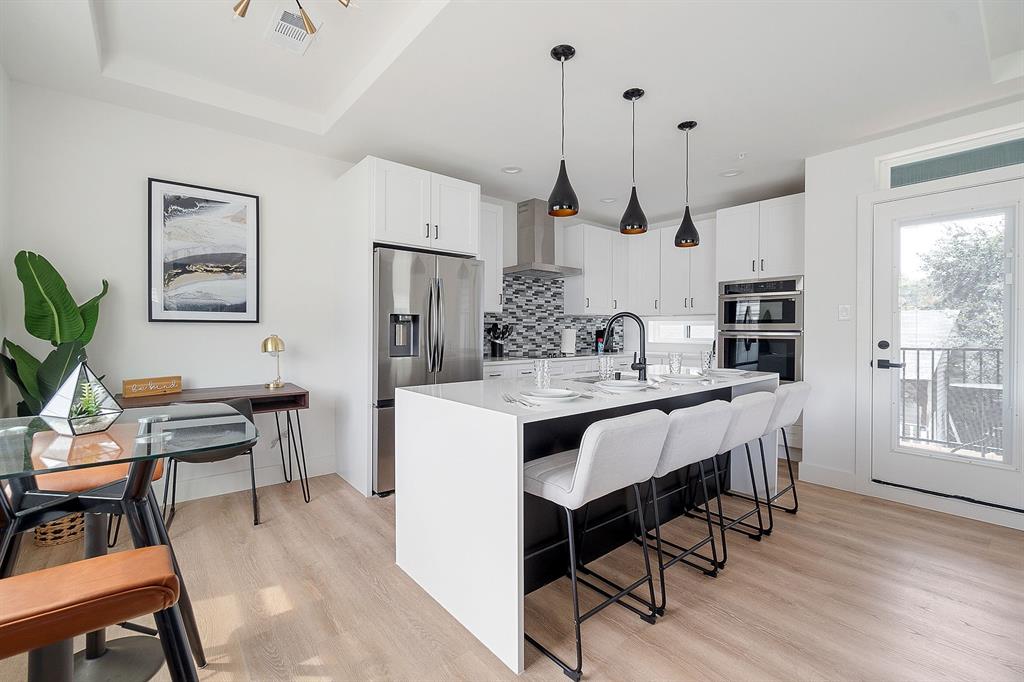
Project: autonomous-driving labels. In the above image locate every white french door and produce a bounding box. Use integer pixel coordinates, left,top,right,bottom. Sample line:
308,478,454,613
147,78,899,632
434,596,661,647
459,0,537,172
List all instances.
871,178,1024,511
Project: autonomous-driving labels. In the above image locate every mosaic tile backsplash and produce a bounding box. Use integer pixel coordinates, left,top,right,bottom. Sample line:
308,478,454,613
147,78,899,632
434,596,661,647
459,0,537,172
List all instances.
484,275,624,357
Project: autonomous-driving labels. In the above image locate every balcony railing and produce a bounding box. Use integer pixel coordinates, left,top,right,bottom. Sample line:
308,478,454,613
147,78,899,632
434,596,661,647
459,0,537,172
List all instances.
898,347,1004,459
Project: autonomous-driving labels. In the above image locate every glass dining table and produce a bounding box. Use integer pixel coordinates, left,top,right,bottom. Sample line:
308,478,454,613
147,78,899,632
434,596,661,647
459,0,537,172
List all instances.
0,402,258,682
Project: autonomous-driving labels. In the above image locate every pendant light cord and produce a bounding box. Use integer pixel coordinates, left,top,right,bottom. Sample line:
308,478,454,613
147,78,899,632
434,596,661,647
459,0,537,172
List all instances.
631,100,636,185
684,130,689,205
560,60,566,160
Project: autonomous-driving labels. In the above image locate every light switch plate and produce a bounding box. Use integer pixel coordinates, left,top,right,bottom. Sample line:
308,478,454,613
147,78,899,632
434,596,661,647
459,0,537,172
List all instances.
837,304,852,321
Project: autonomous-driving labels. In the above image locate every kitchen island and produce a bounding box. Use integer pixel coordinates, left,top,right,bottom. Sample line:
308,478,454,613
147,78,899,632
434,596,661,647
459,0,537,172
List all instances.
395,371,779,673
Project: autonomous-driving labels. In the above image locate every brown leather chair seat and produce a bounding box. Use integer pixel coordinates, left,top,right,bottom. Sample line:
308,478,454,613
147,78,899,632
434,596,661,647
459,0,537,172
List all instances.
31,426,165,493
0,546,179,659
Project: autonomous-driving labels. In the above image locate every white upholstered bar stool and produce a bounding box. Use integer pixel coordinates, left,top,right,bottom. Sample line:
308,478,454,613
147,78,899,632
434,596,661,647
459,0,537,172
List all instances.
762,382,812,525
523,409,669,681
693,392,776,565
641,400,732,615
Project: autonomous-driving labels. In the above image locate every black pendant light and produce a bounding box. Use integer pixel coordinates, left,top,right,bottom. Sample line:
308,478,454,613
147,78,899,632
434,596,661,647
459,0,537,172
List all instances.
548,45,579,217
674,120,700,248
619,88,648,235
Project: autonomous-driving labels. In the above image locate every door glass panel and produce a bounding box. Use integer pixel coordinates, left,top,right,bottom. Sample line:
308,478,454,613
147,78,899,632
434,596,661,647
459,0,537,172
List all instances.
897,208,1014,464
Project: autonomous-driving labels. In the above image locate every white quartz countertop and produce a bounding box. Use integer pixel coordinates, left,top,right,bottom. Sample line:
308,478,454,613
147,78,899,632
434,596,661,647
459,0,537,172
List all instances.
482,352,632,365
398,372,778,424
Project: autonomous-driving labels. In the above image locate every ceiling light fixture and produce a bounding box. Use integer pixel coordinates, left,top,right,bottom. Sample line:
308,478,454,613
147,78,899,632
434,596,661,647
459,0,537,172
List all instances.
501,166,522,175
619,88,648,235
547,44,579,218
233,0,251,18
295,0,316,34
674,121,700,248
720,169,743,177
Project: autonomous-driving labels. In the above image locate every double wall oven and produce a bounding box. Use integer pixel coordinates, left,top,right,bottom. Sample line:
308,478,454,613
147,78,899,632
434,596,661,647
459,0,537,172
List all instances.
717,276,803,382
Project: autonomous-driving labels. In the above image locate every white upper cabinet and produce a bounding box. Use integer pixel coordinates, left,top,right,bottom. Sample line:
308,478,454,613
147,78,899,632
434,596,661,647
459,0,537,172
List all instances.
479,201,503,313
757,194,804,278
688,217,717,314
371,158,432,248
658,225,690,315
627,230,661,316
563,224,615,315
715,201,760,281
431,174,480,255
369,157,480,256
610,233,629,312
715,192,804,282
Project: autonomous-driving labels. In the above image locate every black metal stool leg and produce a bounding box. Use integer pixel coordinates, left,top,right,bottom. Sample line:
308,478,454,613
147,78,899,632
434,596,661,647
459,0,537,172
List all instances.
631,483,659,621
645,479,668,616
696,460,721,572
757,438,775,535
248,450,260,525
770,428,800,514
744,443,766,539
710,456,729,568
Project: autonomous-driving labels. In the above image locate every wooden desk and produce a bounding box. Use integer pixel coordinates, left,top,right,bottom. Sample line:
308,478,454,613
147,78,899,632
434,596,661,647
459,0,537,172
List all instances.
116,383,311,502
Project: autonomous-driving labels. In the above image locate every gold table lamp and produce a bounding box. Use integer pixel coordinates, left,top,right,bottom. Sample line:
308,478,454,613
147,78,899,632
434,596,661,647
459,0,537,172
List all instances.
260,335,286,389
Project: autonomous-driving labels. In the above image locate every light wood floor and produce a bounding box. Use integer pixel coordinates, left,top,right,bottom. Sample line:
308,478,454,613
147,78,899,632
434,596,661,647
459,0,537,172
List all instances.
2,469,1022,681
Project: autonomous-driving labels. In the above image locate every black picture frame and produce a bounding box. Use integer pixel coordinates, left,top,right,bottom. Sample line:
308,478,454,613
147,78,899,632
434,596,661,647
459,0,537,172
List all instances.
147,178,260,323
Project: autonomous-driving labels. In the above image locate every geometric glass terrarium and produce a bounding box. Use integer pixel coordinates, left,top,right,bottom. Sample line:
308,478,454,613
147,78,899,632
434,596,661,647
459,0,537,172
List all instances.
39,362,123,436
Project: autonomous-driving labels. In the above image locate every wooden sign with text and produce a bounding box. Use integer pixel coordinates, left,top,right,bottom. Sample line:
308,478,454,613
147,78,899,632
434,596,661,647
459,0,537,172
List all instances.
122,376,182,398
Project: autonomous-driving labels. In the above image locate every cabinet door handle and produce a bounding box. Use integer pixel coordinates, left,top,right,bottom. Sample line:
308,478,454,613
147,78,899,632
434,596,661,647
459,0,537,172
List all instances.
684,298,688,308
752,259,756,272
760,258,765,271
425,222,430,238
690,296,694,308
654,299,659,310
613,298,617,309
585,297,590,308
434,225,439,240
487,372,502,377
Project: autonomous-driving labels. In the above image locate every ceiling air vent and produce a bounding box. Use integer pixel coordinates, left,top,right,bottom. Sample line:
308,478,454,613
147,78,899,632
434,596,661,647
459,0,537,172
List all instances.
265,6,319,55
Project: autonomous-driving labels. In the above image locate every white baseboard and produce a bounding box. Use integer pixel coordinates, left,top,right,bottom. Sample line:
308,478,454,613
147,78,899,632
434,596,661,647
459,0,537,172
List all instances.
797,463,858,491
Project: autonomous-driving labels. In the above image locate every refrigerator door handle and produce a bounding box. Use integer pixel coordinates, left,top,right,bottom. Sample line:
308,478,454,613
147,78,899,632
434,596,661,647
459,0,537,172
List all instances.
426,280,435,373
437,277,446,372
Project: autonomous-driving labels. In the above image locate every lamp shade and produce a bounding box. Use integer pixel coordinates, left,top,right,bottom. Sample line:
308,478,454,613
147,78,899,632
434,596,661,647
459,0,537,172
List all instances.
233,0,251,17
261,335,285,354
674,205,700,247
548,160,579,217
619,186,648,235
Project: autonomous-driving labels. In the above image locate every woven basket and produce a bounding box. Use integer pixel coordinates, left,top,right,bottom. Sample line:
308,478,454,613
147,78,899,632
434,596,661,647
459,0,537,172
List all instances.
33,513,85,547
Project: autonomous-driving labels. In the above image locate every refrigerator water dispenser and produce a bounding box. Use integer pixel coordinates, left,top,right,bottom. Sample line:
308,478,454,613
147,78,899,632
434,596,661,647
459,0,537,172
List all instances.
389,314,420,357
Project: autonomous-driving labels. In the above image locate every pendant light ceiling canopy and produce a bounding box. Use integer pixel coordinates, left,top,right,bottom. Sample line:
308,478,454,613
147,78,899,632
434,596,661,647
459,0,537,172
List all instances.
674,120,700,248
547,44,579,218
234,0,350,34
619,88,648,235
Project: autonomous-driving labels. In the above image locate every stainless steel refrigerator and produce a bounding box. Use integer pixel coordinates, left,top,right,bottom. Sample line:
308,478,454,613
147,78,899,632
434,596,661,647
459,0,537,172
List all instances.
372,247,484,494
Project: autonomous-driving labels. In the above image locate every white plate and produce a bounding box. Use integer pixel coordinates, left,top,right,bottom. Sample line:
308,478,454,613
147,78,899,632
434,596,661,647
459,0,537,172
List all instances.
521,388,579,402
708,368,747,376
596,379,649,393
661,373,707,384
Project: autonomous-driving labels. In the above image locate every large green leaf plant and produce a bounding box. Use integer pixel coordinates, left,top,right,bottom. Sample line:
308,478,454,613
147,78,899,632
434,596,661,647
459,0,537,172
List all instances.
0,251,108,416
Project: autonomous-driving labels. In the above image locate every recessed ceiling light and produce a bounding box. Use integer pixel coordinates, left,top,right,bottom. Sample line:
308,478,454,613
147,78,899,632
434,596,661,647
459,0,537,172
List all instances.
501,166,522,174
600,197,617,204
720,169,743,177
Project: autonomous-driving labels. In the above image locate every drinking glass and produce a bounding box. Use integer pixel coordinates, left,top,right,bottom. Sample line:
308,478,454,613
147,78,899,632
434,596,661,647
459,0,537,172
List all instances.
701,350,715,374
534,359,551,389
668,352,683,375
598,355,614,380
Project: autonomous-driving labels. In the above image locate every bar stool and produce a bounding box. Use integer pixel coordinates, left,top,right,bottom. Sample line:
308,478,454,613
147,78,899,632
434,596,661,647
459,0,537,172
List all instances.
523,410,669,681
692,392,776,564
641,400,732,615
0,546,184,680
763,382,811,517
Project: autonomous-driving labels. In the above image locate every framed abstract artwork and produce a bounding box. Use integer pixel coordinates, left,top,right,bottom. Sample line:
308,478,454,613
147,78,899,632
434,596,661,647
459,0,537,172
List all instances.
148,178,259,322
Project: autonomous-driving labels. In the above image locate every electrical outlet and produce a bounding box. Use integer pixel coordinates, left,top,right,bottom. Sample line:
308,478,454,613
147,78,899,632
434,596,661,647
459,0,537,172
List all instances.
837,304,852,321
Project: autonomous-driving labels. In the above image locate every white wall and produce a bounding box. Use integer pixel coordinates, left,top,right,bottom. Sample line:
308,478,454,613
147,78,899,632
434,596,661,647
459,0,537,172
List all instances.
0,65,10,417
1,82,352,502
802,98,1024,490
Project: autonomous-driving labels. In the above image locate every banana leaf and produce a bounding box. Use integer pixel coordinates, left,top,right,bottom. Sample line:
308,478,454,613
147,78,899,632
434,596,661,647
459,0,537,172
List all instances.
1,338,42,402
36,341,86,402
78,280,109,345
0,353,42,414
15,251,85,345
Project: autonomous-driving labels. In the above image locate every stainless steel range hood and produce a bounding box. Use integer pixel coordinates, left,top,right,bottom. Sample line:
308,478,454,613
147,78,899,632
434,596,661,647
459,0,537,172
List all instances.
502,199,582,279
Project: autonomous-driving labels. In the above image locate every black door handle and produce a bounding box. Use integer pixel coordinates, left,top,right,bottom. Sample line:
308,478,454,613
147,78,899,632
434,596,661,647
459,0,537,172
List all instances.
875,359,905,369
